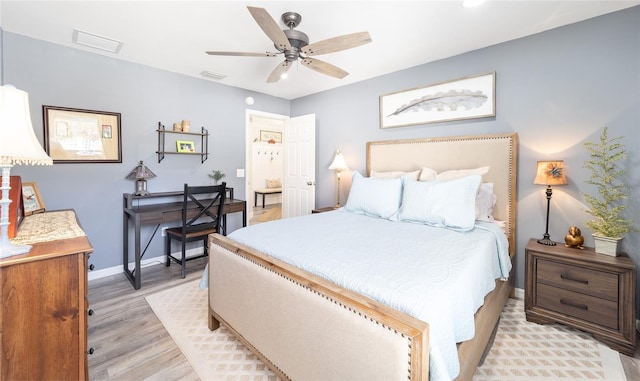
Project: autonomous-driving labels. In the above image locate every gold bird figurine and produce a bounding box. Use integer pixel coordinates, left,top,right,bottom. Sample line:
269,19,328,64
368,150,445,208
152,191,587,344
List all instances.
565,226,584,249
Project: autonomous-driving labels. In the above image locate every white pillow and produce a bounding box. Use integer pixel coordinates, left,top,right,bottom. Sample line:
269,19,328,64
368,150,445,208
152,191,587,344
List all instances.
397,175,482,231
418,167,437,181
476,182,497,222
436,166,490,181
344,171,402,219
370,169,421,181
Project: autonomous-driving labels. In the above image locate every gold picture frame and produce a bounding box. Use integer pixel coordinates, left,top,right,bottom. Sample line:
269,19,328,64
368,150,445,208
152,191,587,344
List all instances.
176,140,195,153
379,71,496,128
22,182,45,216
43,105,122,163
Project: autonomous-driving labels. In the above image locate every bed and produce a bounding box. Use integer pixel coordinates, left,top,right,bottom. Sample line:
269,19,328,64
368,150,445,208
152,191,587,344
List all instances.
208,132,518,381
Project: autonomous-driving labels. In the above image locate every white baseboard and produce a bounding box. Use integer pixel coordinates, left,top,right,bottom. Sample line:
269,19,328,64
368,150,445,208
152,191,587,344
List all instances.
513,287,524,299
88,248,205,281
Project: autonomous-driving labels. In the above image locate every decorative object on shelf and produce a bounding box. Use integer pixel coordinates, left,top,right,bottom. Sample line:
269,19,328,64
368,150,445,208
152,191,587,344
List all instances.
22,182,45,216
0,85,53,258
176,140,195,153
208,169,226,185
564,226,584,249
126,160,157,196
43,105,122,163
583,127,633,256
328,150,349,207
156,122,209,163
173,122,182,132
181,119,190,133
533,160,567,246
380,71,496,128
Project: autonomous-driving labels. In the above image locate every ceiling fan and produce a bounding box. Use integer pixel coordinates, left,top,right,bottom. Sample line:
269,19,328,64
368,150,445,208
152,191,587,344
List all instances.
206,6,372,83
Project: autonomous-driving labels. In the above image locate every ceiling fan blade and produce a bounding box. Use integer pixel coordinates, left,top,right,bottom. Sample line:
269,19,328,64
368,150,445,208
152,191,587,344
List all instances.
247,6,292,51
301,31,372,56
206,51,278,57
267,61,293,83
301,58,348,79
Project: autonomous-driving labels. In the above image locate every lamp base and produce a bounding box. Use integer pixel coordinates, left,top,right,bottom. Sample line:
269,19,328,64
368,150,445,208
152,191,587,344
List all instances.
537,237,556,246
0,241,32,258
134,179,150,196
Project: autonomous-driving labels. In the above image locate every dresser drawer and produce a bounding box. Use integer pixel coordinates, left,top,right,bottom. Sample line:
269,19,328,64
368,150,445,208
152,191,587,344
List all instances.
537,259,618,301
536,283,618,329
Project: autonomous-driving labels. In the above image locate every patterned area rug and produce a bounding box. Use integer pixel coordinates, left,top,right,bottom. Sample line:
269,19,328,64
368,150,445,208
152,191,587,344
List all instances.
146,280,626,381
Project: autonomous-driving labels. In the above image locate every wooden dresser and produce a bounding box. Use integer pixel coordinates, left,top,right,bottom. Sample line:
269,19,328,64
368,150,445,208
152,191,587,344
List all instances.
0,211,93,381
525,238,637,356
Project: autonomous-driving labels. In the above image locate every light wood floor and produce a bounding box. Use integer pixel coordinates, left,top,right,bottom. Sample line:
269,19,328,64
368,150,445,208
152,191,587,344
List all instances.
88,257,640,380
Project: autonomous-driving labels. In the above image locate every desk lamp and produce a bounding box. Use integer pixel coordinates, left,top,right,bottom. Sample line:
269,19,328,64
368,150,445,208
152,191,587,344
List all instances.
0,85,53,258
533,160,567,246
126,161,157,196
328,150,349,207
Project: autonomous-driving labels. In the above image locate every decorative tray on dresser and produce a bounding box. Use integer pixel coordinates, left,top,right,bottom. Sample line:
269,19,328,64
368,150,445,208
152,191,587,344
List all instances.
525,238,637,356
0,210,93,381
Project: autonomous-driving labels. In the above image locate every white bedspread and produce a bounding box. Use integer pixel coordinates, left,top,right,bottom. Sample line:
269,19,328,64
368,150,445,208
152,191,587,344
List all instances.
223,210,511,381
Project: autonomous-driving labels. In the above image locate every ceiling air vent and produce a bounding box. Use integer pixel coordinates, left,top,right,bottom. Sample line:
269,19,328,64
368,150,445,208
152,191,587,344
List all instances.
72,29,123,53
200,70,227,80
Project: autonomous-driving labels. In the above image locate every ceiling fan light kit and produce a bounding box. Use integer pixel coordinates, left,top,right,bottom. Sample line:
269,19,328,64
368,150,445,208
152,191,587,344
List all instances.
206,6,371,83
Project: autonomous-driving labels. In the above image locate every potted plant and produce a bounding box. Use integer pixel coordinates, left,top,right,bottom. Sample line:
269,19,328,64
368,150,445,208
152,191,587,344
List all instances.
582,127,634,256
208,169,226,185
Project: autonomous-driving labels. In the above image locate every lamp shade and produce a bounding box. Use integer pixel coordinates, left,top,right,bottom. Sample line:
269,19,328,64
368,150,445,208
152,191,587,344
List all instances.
533,160,567,186
0,86,53,166
126,161,157,180
328,150,349,172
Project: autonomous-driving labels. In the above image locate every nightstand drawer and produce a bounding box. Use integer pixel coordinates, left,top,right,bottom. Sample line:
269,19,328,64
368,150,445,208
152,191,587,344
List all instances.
537,259,618,302
537,283,618,329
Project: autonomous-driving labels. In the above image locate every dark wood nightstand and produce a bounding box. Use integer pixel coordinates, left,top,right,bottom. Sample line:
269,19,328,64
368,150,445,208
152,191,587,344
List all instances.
525,238,637,356
312,206,338,213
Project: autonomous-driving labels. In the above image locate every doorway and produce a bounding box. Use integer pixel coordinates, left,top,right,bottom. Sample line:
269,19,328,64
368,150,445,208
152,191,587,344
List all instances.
245,110,317,224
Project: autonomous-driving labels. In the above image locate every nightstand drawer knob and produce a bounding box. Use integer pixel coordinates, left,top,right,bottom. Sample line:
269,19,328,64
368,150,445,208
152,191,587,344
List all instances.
560,298,588,310
560,272,588,284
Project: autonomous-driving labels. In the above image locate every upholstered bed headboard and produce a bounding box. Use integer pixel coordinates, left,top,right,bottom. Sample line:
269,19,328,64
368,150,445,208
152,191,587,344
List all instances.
366,133,518,251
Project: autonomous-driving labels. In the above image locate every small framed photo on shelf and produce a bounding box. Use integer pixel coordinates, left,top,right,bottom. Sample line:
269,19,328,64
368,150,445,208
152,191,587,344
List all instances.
176,140,195,153
22,182,46,216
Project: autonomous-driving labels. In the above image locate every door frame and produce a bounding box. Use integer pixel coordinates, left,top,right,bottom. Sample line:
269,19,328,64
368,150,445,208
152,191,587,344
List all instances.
245,109,288,221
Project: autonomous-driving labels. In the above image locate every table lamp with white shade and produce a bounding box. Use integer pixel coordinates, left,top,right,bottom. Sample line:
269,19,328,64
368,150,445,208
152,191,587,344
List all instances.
328,150,349,207
0,85,53,258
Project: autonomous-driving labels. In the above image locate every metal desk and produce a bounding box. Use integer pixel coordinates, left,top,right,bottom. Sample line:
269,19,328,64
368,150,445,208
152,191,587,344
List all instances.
122,190,246,289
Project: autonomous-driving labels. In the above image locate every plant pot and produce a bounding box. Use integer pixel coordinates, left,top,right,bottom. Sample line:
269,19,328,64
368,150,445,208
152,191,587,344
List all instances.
592,234,623,256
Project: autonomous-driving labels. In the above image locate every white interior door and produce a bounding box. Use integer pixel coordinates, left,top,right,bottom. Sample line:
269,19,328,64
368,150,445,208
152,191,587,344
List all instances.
283,114,316,218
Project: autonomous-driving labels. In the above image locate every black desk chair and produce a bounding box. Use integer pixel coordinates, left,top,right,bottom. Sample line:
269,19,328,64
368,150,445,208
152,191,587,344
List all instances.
165,183,226,278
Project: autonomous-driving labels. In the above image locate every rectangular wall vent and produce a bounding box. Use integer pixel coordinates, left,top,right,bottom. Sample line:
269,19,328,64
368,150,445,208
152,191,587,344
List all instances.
72,29,123,53
200,70,227,80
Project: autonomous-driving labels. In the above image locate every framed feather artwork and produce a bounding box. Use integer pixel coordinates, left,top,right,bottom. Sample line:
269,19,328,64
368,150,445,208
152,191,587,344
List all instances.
379,71,495,128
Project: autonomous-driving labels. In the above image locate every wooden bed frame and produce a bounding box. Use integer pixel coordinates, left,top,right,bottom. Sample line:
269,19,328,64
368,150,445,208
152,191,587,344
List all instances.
208,133,518,380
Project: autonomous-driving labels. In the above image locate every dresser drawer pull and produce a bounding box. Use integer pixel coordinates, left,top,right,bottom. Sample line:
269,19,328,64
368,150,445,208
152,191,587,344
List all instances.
560,298,588,310
560,272,589,284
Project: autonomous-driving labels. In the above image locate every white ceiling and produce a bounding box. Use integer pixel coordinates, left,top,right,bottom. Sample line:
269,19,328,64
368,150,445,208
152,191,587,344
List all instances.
1,1,638,100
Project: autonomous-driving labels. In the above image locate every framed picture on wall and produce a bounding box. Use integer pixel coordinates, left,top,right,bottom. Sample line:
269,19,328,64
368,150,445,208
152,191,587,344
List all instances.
22,182,46,216
260,130,282,143
379,71,496,128
43,105,122,163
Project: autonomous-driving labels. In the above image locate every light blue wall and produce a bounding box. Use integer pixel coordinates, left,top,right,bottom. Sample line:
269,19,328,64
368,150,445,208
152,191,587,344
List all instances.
292,6,640,298
2,6,639,305
2,33,290,271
